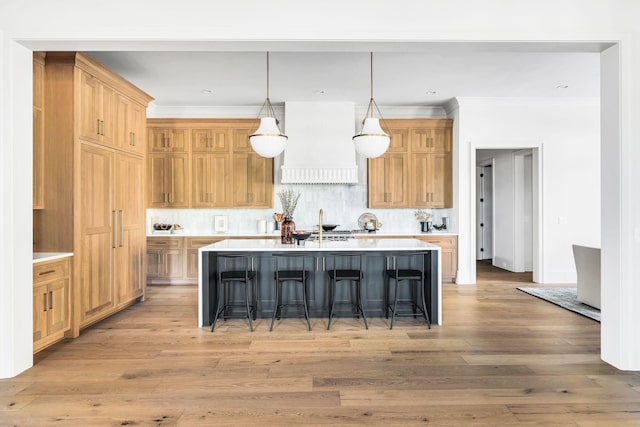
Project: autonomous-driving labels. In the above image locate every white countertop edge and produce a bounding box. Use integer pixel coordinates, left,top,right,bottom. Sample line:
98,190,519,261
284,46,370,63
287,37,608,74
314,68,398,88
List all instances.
33,252,74,263
199,238,442,252
149,231,457,238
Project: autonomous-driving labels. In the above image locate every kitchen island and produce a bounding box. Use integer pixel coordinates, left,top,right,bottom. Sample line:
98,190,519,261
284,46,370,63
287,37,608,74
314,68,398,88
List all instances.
198,238,441,328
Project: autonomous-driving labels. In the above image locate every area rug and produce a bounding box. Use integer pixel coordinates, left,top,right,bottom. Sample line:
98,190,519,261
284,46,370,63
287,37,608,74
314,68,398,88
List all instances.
517,287,601,322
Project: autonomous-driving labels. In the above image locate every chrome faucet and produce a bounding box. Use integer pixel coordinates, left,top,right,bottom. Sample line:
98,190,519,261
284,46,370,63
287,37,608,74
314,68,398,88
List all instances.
318,208,323,244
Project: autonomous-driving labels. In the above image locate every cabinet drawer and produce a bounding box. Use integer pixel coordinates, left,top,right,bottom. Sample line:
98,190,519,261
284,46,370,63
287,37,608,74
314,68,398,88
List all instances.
33,259,69,285
186,237,224,249
415,235,457,249
147,237,183,249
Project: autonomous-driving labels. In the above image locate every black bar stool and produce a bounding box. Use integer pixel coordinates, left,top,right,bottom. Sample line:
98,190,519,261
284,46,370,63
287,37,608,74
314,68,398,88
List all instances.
326,253,368,330
384,252,431,329
211,254,257,332
271,254,313,331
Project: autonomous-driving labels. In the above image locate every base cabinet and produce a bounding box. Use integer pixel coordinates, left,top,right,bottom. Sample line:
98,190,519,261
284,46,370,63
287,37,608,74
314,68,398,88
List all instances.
33,258,71,353
414,235,458,282
147,236,276,284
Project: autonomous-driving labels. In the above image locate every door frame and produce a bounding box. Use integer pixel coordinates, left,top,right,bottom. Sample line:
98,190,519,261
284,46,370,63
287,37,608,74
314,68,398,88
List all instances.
469,142,543,283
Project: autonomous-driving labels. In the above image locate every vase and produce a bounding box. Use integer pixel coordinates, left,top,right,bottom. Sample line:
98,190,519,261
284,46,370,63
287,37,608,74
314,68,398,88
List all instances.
281,217,295,244
420,221,432,233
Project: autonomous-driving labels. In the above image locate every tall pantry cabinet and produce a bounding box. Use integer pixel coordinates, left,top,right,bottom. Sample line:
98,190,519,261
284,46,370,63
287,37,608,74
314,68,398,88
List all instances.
34,52,153,336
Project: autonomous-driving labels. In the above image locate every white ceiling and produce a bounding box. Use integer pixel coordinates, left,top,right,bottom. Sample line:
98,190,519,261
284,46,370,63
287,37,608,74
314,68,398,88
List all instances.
87,46,601,109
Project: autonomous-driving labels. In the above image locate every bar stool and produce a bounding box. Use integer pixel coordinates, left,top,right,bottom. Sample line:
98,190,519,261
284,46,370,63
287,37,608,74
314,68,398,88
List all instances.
271,254,313,331
211,254,257,332
326,253,368,330
384,252,431,329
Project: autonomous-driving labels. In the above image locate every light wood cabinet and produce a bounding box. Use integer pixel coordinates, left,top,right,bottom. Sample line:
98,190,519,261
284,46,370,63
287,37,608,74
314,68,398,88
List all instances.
191,153,232,207
233,152,273,208
368,153,409,207
33,257,71,353
148,153,189,207
368,119,453,209
191,128,229,152
147,237,187,284
33,52,45,209
410,152,452,208
148,128,189,152
35,52,153,336
78,70,116,146
147,119,271,209
148,236,274,284
78,144,116,324
116,94,146,155
414,235,458,282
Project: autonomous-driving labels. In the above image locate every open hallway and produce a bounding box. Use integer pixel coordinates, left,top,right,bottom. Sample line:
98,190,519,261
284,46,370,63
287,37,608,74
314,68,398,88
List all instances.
1,271,639,426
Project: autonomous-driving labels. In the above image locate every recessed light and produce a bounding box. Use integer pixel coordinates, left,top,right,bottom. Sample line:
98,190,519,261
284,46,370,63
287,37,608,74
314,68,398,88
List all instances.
201,89,213,94
556,84,569,89
425,90,437,95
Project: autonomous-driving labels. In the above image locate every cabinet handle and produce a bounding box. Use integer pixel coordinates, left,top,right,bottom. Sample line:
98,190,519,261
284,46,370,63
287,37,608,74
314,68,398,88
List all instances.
130,132,135,146
112,210,118,248
49,291,53,309
97,119,101,135
120,210,125,248
43,293,48,312
39,270,55,276
169,193,173,203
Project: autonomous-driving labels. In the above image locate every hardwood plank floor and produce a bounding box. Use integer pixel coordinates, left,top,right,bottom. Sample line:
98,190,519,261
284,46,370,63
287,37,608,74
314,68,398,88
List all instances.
1,262,639,426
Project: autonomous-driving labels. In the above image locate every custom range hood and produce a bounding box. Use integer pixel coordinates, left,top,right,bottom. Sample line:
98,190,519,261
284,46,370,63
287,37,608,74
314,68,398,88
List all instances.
281,102,358,184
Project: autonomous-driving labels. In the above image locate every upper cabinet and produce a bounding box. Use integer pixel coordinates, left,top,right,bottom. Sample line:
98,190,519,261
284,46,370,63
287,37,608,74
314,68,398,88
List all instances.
78,71,117,146
116,94,146,155
33,52,45,210
146,119,269,209
148,128,189,152
368,118,453,209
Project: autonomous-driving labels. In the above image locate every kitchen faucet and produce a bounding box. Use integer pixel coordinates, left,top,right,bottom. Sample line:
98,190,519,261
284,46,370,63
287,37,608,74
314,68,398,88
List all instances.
319,208,323,244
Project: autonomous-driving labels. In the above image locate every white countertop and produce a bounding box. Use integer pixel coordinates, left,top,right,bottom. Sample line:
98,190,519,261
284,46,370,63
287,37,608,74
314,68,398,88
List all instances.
33,252,74,263
150,230,457,238
200,238,441,252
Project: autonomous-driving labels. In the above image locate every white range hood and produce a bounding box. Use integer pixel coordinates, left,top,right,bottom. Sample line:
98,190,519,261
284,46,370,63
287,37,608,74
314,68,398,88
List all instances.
281,102,358,184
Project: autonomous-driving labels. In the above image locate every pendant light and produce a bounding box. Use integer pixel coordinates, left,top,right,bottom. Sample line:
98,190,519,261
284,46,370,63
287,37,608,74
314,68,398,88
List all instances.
353,52,390,158
249,52,288,158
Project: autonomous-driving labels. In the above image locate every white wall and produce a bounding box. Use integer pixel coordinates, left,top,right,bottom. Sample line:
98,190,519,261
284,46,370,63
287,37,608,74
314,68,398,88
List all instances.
1,0,640,374
491,151,517,271
456,98,600,284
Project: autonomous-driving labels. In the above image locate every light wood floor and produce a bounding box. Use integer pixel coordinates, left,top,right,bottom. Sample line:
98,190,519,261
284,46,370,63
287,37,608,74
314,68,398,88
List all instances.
2,263,639,426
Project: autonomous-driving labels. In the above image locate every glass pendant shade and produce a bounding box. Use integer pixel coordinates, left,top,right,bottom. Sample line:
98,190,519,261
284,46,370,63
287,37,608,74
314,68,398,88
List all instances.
353,117,390,158
249,117,288,158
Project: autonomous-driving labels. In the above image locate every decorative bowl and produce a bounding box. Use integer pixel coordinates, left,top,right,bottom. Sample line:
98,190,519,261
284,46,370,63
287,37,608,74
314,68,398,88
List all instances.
292,231,312,245
321,224,339,231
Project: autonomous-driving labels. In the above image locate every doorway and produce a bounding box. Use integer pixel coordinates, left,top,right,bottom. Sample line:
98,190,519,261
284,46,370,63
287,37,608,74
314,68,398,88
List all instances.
475,148,537,277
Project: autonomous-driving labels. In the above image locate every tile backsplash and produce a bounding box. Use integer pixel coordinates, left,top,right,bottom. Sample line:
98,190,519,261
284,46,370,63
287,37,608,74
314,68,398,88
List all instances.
147,183,453,235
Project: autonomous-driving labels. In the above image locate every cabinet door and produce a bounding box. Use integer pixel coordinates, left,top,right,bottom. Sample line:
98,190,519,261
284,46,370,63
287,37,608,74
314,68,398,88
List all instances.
79,144,115,324
147,154,189,208
148,128,188,152
232,127,256,153
78,72,115,147
411,153,451,208
47,278,70,335
192,153,232,207
410,128,451,152
116,153,145,303
192,129,230,152
116,95,145,155
146,249,163,278
163,249,184,278
386,127,409,152
233,153,273,207
33,283,48,342
368,153,408,208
